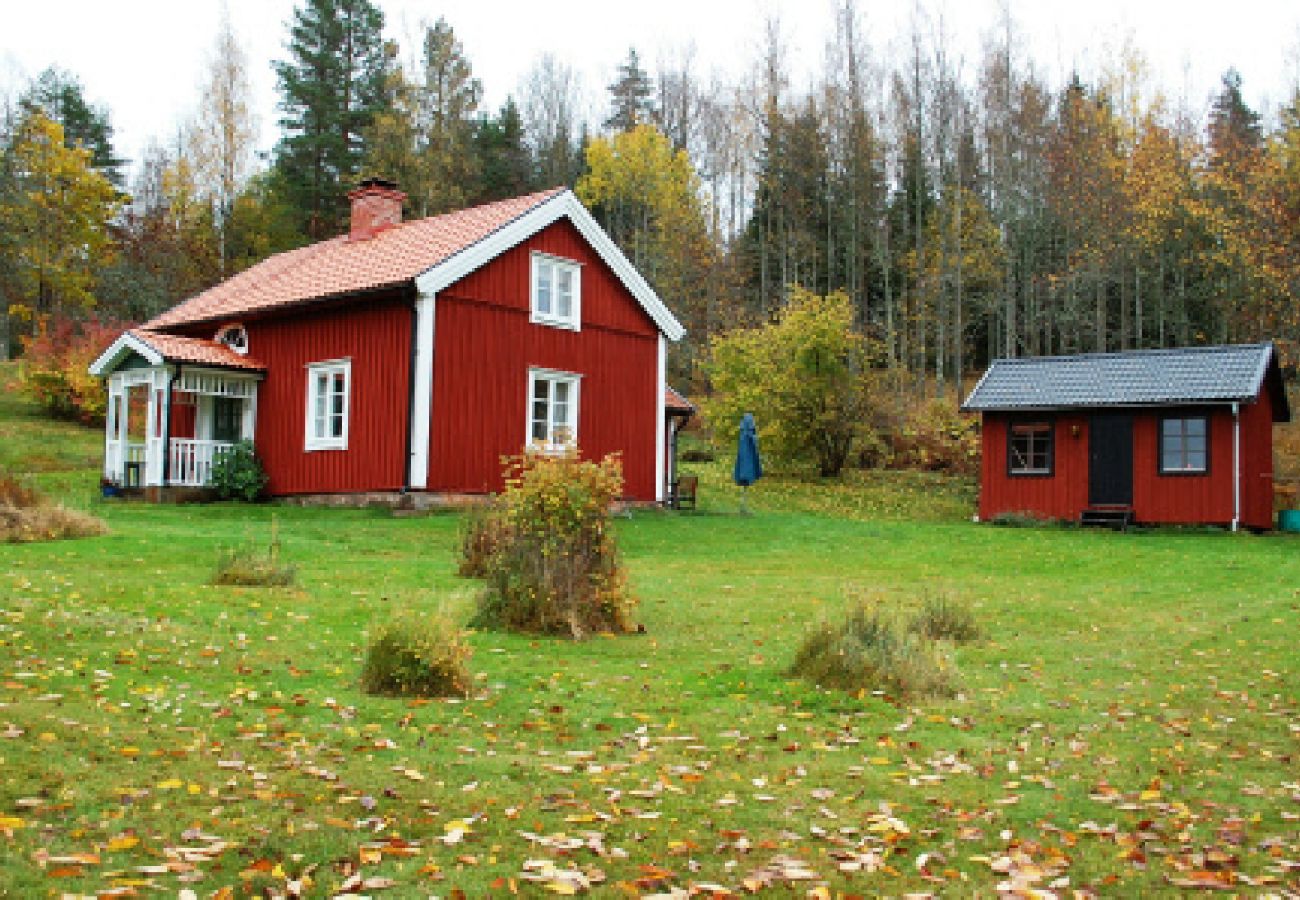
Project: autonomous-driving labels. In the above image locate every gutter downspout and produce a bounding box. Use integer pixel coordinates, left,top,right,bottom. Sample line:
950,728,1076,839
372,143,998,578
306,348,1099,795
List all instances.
1231,401,1240,532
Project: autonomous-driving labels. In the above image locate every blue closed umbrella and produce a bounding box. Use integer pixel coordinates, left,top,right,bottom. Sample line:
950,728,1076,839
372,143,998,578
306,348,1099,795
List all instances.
734,413,762,513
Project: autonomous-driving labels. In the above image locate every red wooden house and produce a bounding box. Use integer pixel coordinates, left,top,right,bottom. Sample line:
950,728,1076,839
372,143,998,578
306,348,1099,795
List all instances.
961,344,1290,530
89,181,686,502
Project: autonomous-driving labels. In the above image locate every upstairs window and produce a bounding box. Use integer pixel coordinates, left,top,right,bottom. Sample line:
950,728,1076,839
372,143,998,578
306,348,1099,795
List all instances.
531,253,581,330
1160,415,1208,474
305,359,350,451
1008,421,1053,476
528,368,580,453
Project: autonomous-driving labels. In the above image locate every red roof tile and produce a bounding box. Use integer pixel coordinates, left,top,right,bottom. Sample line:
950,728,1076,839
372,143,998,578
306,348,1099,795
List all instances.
146,188,565,330
132,330,265,371
665,386,694,414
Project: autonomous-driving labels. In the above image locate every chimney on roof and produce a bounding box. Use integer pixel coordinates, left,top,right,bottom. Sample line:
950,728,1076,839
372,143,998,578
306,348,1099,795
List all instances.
348,178,406,241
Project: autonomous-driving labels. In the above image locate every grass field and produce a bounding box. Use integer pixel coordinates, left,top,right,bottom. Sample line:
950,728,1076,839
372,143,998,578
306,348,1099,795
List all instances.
2,376,1298,896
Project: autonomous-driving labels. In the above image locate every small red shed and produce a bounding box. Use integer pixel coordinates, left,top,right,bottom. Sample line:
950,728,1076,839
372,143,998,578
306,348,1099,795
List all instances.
961,344,1291,530
89,182,686,502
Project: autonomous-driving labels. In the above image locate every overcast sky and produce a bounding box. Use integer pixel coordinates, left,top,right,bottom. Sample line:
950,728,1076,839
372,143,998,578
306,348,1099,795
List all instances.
3,0,1299,177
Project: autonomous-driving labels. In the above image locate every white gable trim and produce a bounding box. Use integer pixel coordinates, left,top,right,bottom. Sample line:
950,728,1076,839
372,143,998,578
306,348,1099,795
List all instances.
414,190,685,342
89,332,164,376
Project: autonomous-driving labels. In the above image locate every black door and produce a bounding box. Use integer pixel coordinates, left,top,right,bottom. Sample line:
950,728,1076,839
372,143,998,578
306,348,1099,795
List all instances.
212,397,242,443
1088,414,1133,506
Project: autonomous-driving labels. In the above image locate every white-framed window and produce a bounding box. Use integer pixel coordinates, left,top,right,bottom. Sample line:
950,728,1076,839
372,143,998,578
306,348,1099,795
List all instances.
527,368,580,453
530,252,581,330
305,359,350,451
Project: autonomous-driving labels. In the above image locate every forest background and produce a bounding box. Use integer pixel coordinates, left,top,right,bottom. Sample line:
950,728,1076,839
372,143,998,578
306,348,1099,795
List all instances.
3,0,1300,407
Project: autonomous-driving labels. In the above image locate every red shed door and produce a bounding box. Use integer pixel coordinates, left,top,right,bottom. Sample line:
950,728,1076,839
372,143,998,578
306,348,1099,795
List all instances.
1088,413,1133,505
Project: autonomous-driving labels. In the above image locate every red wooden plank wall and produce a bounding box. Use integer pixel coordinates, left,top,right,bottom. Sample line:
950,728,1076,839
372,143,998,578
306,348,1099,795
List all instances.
235,295,412,495
979,413,1089,521
427,219,660,499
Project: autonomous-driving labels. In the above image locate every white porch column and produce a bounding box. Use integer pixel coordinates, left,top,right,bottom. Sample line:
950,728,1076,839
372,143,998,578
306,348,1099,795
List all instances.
408,290,436,489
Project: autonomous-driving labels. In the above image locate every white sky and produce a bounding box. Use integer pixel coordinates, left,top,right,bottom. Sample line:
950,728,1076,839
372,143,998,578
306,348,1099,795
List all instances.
3,0,1299,177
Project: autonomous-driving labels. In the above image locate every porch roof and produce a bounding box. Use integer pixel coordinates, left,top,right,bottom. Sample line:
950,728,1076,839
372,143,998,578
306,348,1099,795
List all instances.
90,330,266,377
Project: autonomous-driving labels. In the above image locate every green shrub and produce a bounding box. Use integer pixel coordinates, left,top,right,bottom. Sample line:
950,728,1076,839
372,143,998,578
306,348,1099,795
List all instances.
458,504,510,578
213,518,295,586
361,610,473,697
910,594,982,643
886,399,981,476
789,602,957,700
470,452,637,639
0,470,108,544
989,510,1053,527
210,440,268,502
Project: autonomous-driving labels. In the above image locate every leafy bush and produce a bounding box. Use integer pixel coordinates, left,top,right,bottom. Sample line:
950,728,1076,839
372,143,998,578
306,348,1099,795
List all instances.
209,440,268,502
886,399,981,476
704,289,889,477
360,609,473,697
458,504,510,578
19,316,131,425
0,470,107,544
469,452,637,639
213,518,295,587
910,594,982,643
789,602,957,700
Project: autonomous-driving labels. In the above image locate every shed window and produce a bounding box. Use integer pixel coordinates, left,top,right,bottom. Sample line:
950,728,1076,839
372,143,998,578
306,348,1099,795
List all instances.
1160,415,1208,474
531,253,581,330
528,368,580,453
1008,422,1053,475
305,360,350,451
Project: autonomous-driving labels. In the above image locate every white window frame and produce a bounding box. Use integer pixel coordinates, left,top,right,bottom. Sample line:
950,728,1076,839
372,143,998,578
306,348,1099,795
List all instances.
527,367,581,454
530,252,582,331
304,359,351,451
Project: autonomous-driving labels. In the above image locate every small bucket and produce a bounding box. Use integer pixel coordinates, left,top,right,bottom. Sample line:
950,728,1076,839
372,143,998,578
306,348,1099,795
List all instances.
1278,509,1300,533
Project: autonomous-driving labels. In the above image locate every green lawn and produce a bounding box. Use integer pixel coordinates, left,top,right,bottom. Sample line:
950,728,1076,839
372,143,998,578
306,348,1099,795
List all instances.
1,377,1298,896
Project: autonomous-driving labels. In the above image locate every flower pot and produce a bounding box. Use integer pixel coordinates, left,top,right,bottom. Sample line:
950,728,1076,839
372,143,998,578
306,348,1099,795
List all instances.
1278,509,1300,533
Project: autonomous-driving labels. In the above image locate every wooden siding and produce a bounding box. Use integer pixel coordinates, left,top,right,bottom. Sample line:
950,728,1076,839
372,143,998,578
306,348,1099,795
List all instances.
212,294,413,495
980,400,1276,528
979,413,1089,521
427,219,660,499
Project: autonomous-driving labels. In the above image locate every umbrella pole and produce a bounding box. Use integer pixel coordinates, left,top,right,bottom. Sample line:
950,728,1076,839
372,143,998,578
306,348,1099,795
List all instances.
740,484,749,516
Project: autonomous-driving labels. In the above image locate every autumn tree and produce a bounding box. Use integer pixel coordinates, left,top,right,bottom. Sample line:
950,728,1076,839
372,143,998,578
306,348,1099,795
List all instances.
519,54,587,187
0,114,121,330
190,7,258,275
19,67,124,185
704,289,885,477
577,124,715,375
273,0,389,239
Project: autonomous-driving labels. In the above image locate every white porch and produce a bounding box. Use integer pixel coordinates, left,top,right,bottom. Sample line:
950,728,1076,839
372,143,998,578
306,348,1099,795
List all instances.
103,366,260,489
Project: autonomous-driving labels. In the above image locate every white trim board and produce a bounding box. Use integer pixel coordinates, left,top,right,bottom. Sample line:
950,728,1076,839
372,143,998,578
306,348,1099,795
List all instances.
415,190,685,343
89,332,165,376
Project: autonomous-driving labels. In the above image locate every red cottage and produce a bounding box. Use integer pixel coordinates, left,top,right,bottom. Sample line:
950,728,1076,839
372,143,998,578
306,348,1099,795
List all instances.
89,182,686,502
961,344,1290,530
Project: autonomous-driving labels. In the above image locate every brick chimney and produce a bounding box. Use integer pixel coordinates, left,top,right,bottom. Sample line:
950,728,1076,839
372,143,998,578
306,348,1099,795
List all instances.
347,178,406,240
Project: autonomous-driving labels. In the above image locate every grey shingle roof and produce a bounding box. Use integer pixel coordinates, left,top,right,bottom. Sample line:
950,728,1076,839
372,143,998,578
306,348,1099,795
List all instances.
962,343,1278,412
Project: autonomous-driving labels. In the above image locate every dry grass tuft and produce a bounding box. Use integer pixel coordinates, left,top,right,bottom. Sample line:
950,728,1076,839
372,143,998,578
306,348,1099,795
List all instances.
0,471,108,544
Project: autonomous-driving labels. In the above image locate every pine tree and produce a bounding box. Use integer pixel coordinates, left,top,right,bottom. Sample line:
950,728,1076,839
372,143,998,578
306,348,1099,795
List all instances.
473,98,534,202
273,0,389,239
604,48,655,133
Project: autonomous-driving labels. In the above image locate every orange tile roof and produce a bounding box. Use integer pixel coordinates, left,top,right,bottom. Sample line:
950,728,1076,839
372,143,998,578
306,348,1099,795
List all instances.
132,330,265,371
146,188,566,330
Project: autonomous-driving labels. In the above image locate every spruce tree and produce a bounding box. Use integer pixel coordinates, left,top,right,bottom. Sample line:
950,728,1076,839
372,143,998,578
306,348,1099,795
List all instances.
473,98,534,202
273,0,389,239
604,48,655,133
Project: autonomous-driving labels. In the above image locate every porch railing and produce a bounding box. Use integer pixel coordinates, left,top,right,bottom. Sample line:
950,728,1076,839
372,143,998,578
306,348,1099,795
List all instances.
168,439,234,487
